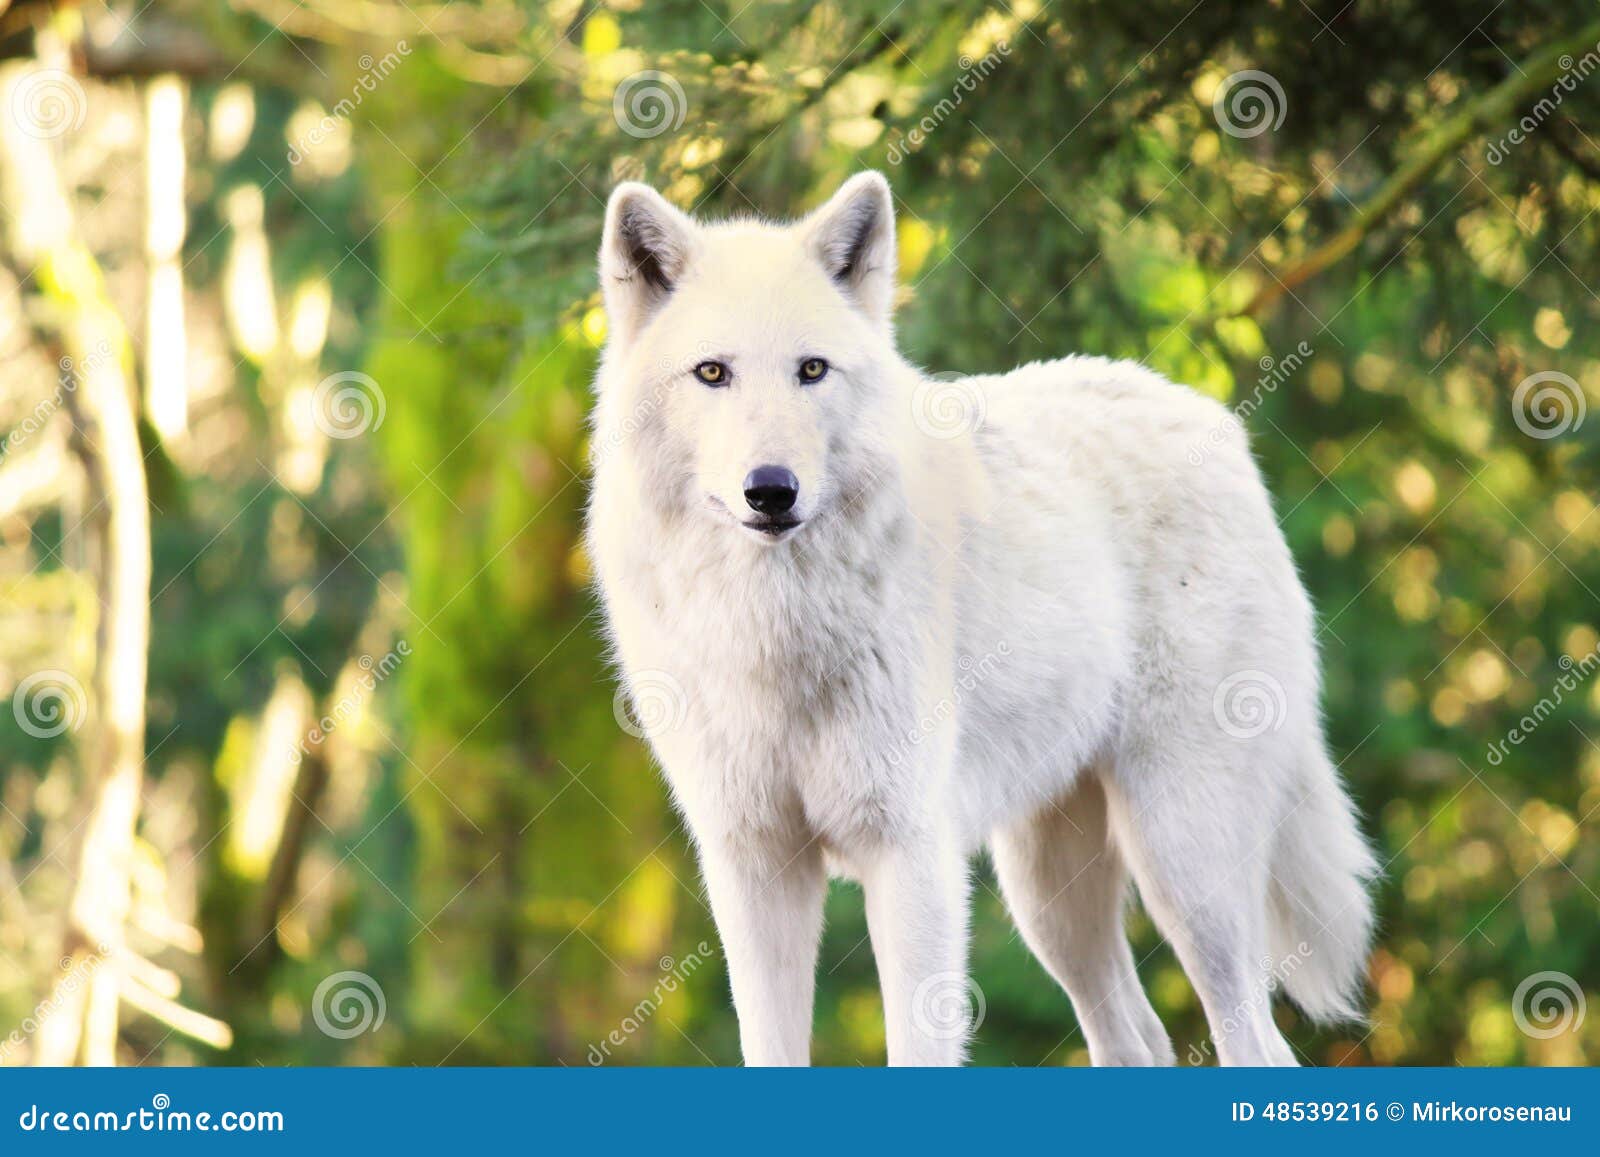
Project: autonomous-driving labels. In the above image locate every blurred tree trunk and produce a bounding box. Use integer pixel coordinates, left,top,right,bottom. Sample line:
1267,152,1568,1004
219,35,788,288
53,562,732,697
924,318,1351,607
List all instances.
0,51,238,1063
56,323,150,1064
1,59,151,1065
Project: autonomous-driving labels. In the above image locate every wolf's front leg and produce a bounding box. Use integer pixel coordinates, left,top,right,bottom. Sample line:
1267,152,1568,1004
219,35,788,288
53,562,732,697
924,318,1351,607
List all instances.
696,833,825,1066
862,837,972,1065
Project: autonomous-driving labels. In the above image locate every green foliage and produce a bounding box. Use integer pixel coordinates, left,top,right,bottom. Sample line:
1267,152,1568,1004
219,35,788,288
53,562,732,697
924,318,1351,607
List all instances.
385,0,1600,1066
8,0,1596,1069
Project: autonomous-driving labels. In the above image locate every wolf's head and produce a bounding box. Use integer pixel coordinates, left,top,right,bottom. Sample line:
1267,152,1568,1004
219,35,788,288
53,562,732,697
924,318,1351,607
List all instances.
593,173,903,545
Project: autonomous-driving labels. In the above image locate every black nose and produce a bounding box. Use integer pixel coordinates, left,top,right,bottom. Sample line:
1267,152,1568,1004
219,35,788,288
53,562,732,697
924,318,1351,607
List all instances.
743,465,799,516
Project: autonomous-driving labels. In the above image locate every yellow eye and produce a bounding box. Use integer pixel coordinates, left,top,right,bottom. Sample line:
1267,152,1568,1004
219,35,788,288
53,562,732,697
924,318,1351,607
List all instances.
799,357,829,383
693,361,728,386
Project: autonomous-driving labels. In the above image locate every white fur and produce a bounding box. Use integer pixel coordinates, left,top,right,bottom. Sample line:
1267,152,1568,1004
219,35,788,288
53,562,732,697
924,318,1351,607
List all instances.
586,173,1377,1067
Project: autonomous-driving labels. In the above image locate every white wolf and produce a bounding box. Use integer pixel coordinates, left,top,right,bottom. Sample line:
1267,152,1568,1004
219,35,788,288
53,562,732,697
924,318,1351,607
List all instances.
586,172,1376,1067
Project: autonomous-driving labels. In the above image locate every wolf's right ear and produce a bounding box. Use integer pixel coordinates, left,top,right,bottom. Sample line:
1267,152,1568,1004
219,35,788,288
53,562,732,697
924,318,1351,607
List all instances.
600,183,698,345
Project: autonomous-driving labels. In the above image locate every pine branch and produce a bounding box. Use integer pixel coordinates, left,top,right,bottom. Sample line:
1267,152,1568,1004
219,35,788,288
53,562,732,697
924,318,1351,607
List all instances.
1239,19,1600,317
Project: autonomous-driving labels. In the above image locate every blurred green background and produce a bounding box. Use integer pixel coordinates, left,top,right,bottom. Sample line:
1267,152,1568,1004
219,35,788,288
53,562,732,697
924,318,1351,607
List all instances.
1,0,1597,1067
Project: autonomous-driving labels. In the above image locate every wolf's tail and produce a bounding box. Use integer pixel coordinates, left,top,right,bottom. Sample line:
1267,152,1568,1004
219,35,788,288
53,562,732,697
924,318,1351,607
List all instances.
1266,748,1380,1023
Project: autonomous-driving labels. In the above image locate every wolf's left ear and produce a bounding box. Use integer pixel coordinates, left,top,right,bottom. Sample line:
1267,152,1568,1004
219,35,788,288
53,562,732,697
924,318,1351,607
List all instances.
802,172,896,326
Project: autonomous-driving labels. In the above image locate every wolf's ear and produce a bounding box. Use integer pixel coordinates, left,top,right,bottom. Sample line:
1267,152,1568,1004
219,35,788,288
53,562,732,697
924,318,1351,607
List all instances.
600,182,698,343
802,171,897,326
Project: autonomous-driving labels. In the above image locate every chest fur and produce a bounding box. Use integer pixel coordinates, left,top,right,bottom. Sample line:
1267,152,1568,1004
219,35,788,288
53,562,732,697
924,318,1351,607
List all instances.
598,505,952,844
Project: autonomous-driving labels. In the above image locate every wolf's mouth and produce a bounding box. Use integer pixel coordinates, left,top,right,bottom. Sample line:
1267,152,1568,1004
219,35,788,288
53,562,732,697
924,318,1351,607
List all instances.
741,517,801,538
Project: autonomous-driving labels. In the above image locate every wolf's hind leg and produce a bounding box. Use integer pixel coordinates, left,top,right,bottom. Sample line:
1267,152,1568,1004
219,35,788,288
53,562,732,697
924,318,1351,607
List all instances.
990,773,1174,1066
1103,751,1300,1067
